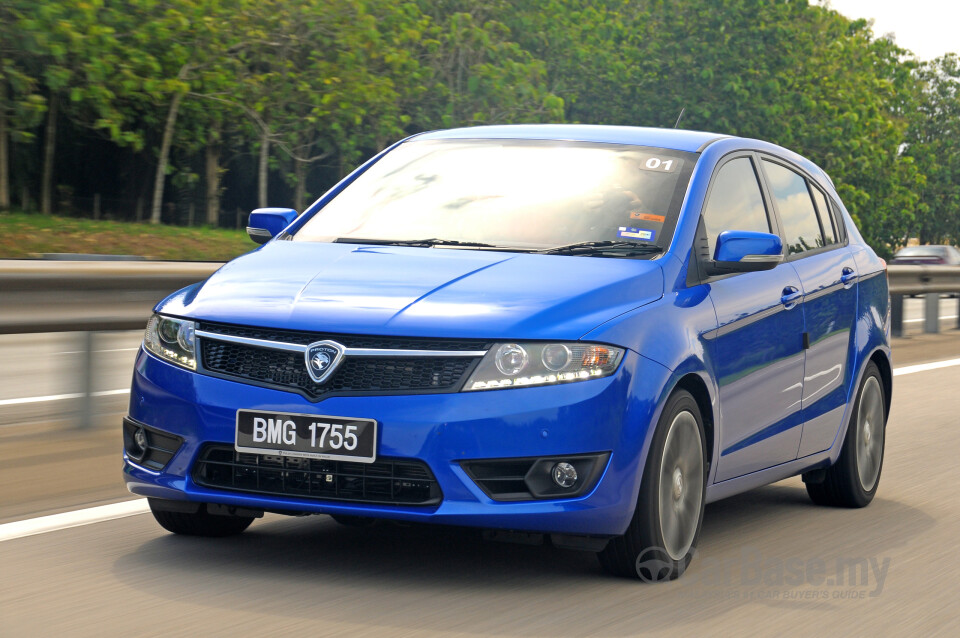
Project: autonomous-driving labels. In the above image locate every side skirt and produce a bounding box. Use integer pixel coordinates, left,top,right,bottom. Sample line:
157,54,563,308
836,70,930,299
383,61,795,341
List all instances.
705,448,833,504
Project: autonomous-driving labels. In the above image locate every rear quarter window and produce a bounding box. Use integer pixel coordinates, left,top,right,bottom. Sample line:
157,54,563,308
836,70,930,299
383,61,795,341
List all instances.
809,186,838,245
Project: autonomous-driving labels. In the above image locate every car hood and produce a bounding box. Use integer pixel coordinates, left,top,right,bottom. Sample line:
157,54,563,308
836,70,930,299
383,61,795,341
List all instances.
158,242,664,341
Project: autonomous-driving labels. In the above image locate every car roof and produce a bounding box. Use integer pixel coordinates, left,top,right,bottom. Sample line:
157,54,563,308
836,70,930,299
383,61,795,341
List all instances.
413,124,727,153
409,124,838,196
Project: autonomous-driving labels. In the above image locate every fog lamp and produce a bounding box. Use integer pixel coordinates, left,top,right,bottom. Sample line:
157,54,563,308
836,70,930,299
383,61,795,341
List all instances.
552,462,578,488
131,427,148,460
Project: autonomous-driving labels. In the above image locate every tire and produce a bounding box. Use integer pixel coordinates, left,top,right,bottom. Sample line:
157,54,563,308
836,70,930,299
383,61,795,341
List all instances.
149,502,254,537
805,361,886,508
599,389,707,581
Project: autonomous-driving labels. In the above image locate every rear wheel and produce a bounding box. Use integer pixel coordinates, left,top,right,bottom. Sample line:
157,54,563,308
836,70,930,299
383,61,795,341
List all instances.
805,361,886,508
149,501,254,537
599,389,706,581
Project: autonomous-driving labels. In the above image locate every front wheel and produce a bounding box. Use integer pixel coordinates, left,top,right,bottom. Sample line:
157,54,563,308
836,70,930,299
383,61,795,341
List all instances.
805,361,886,508
599,389,707,581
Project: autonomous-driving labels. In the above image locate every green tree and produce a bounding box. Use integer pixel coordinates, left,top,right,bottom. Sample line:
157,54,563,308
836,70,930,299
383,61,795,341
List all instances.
415,10,564,129
0,0,946,250
0,3,45,211
491,0,924,253
5,0,159,214
9,1,103,213
904,54,960,244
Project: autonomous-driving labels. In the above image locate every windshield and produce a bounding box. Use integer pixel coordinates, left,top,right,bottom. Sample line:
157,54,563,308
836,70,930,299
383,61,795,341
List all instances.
292,139,696,253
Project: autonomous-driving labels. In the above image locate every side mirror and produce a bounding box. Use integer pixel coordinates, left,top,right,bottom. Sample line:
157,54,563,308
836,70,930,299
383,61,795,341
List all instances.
708,230,783,275
247,208,298,244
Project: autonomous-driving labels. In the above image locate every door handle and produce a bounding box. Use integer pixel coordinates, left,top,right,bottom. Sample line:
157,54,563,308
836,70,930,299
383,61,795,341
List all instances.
841,267,858,286
781,286,802,309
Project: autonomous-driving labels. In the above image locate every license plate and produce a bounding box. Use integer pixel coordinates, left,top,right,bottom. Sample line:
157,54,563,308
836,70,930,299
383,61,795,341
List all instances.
235,409,377,463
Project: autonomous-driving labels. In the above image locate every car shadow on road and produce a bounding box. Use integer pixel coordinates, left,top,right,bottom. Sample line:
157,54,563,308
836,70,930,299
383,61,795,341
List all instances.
111,480,934,635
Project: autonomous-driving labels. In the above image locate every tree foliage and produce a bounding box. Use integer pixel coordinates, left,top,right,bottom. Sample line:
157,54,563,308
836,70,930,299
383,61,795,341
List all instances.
0,0,957,254
904,54,960,244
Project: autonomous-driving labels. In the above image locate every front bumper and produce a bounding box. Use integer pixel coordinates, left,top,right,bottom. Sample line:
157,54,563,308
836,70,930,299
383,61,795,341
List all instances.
125,347,670,536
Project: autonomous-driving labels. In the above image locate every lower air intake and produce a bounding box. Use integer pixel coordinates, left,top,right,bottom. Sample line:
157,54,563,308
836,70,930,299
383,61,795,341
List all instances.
192,445,442,506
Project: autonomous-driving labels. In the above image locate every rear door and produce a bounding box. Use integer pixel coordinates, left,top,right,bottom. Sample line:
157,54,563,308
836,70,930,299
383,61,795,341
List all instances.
758,158,858,457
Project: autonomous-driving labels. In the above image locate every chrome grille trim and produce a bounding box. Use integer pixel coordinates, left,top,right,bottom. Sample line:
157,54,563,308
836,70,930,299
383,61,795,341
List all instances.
195,329,489,358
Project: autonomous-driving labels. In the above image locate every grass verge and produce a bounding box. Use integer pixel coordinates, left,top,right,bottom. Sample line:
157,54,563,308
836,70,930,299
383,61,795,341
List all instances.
0,211,254,261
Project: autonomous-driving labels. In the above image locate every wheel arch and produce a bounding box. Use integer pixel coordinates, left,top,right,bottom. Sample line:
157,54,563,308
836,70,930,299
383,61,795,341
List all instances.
673,373,715,472
869,349,893,419
824,344,891,467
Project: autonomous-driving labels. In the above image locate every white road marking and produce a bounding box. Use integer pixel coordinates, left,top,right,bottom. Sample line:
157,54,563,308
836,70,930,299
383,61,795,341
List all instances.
0,499,149,542
892,358,960,377
53,347,140,355
0,389,129,407
904,315,958,324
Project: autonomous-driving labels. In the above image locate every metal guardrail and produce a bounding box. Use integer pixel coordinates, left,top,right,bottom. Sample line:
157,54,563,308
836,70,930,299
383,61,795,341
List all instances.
0,260,222,428
0,259,958,427
886,265,960,337
887,264,960,295
0,260,222,333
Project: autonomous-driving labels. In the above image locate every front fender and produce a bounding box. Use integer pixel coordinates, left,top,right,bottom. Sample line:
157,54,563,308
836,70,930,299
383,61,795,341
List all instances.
584,254,723,493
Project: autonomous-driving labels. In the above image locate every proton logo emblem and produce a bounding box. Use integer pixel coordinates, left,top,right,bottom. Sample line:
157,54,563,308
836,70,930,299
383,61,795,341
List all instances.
311,351,330,372
304,341,345,384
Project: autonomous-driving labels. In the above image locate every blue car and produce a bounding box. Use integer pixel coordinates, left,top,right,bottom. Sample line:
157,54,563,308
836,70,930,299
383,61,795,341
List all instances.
125,125,891,581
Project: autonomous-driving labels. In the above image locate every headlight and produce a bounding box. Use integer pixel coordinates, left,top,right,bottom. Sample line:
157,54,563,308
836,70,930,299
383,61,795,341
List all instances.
464,342,624,391
144,314,196,370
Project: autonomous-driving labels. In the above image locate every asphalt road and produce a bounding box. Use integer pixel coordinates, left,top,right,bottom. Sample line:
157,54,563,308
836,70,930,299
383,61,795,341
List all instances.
1,329,959,636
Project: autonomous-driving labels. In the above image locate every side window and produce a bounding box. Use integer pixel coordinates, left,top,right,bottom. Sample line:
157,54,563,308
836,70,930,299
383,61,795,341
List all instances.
703,157,771,259
809,185,837,245
829,200,847,242
761,160,823,255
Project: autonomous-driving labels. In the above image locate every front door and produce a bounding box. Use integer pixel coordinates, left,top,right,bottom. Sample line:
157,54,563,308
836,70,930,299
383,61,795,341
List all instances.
701,155,806,482
710,267,806,481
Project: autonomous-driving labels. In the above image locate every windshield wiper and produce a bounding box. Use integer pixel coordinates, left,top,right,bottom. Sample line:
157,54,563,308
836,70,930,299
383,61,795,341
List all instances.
538,240,664,257
334,237,502,249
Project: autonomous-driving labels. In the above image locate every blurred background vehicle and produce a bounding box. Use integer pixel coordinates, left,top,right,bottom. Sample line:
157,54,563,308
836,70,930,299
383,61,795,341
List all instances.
891,245,960,297
891,245,960,265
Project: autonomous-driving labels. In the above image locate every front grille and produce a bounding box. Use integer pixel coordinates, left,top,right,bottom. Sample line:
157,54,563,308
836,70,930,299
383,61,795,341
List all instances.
196,322,487,399
193,445,442,506
199,322,490,351
200,339,479,399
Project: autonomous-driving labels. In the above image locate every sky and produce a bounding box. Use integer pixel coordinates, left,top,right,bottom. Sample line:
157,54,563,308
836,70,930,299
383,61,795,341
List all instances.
821,0,959,60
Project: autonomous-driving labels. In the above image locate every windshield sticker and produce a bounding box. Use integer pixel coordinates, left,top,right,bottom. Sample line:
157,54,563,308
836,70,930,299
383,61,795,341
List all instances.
618,227,656,241
630,212,666,223
637,156,681,173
